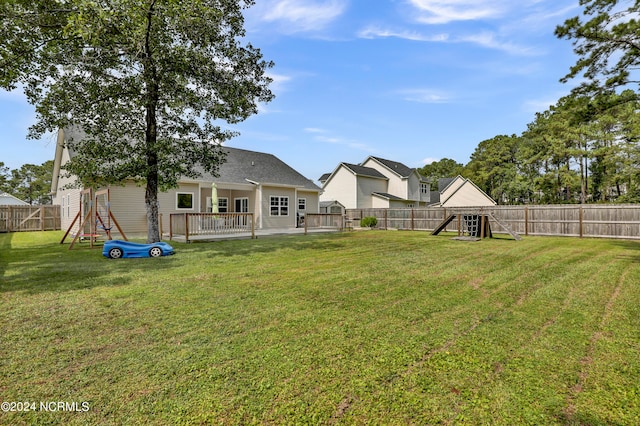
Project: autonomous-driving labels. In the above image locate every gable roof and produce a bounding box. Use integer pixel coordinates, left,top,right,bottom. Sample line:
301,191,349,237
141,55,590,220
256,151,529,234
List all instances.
436,175,496,207
202,147,321,191
318,173,332,183
372,192,406,201
365,156,416,178
52,128,320,192
342,163,387,179
0,192,29,206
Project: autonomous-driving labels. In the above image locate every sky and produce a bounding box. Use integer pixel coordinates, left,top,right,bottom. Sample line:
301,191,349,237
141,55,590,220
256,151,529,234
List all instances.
0,0,582,184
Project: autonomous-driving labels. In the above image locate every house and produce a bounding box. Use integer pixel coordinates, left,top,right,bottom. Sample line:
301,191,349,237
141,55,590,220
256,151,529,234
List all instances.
0,192,29,206
429,176,496,207
51,128,322,235
319,156,430,209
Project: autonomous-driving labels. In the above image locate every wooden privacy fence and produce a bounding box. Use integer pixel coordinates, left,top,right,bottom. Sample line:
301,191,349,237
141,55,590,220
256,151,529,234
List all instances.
304,213,345,234
346,205,640,240
169,213,255,242
0,205,61,233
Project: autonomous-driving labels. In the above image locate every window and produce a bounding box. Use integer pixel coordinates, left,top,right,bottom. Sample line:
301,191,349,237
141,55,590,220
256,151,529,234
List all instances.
218,197,228,213
298,198,306,211
270,196,289,216
421,183,429,194
176,192,194,210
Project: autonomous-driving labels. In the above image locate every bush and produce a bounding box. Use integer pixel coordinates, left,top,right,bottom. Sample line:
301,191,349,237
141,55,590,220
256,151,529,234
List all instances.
360,216,377,228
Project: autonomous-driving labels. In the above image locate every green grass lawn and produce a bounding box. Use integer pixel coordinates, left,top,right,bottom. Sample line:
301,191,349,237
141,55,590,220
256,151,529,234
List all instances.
1,230,639,425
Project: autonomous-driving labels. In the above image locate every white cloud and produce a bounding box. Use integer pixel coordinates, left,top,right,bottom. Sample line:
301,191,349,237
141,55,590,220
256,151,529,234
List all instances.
266,72,292,92
396,89,452,104
304,128,378,153
358,26,449,42
422,157,440,165
407,0,505,24
459,31,542,56
260,0,346,33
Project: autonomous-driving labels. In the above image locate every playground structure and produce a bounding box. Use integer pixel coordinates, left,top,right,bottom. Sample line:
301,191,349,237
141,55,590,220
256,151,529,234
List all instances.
60,188,127,249
431,209,522,241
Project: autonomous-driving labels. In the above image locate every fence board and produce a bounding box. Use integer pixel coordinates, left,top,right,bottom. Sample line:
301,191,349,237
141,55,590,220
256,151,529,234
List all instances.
345,205,640,239
0,205,61,232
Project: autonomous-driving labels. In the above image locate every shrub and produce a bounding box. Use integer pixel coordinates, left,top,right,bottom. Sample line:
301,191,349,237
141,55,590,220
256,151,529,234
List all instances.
360,216,377,228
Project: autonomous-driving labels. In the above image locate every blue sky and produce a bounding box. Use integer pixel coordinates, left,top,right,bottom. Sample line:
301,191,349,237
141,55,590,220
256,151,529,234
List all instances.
0,0,581,183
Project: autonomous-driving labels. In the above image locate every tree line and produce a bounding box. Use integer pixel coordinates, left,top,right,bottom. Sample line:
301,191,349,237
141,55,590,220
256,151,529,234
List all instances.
421,1,640,205
422,90,640,204
0,161,53,205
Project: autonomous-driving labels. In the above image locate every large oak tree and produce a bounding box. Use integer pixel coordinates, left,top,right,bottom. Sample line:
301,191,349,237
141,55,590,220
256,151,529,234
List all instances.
1,0,273,242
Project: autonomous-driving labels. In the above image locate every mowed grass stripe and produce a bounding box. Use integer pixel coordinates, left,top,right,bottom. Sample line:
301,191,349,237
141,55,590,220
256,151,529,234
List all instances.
1,231,639,425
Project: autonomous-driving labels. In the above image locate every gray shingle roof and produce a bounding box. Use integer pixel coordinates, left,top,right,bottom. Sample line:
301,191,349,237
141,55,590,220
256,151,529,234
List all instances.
372,192,405,201
342,163,387,179
367,156,415,178
438,177,456,192
203,147,321,191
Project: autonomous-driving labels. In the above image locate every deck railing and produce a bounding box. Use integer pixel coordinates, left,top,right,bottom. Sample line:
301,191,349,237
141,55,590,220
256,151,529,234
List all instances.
169,213,255,242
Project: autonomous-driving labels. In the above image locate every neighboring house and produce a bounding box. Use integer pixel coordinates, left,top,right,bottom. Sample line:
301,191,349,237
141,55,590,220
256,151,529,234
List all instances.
429,176,496,207
0,192,29,206
51,128,322,235
319,156,430,209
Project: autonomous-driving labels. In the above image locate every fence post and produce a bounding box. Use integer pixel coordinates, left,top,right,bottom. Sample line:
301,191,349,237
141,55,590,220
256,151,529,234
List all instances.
384,209,388,230
185,213,190,243
524,207,529,236
251,213,255,239
411,209,415,231
40,206,45,231
579,206,584,238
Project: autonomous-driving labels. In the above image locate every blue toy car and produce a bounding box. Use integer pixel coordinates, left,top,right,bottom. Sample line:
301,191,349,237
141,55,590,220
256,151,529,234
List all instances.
103,240,175,259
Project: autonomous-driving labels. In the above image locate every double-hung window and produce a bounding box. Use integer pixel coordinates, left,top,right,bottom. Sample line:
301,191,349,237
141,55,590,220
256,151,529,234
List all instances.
270,196,289,216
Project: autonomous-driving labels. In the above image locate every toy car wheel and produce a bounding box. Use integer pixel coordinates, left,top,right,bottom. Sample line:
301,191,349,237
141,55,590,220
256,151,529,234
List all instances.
149,247,163,257
108,247,124,259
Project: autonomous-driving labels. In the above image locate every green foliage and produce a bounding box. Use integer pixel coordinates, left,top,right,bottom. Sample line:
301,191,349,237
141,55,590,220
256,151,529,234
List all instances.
0,0,274,242
1,231,640,424
8,160,54,205
360,216,377,228
418,158,464,183
0,162,10,193
555,0,640,95
0,160,53,204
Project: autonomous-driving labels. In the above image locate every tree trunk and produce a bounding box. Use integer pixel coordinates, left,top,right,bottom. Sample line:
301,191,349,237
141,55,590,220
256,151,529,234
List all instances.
144,0,160,243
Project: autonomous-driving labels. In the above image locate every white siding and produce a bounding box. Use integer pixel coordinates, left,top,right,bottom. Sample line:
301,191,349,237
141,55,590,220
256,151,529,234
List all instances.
356,176,387,209
320,167,358,209
441,181,496,207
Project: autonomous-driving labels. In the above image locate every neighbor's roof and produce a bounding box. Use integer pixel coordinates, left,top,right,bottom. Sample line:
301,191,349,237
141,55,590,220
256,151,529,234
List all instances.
372,192,405,201
318,173,332,182
366,156,415,178
320,200,345,208
0,192,29,205
341,163,388,179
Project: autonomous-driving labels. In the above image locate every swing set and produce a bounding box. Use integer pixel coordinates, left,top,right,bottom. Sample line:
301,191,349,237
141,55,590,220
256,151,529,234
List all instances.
60,188,128,249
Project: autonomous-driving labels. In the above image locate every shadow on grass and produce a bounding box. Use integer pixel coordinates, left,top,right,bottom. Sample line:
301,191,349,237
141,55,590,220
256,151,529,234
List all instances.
1,236,181,295
609,239,640,263
187,232,351,258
